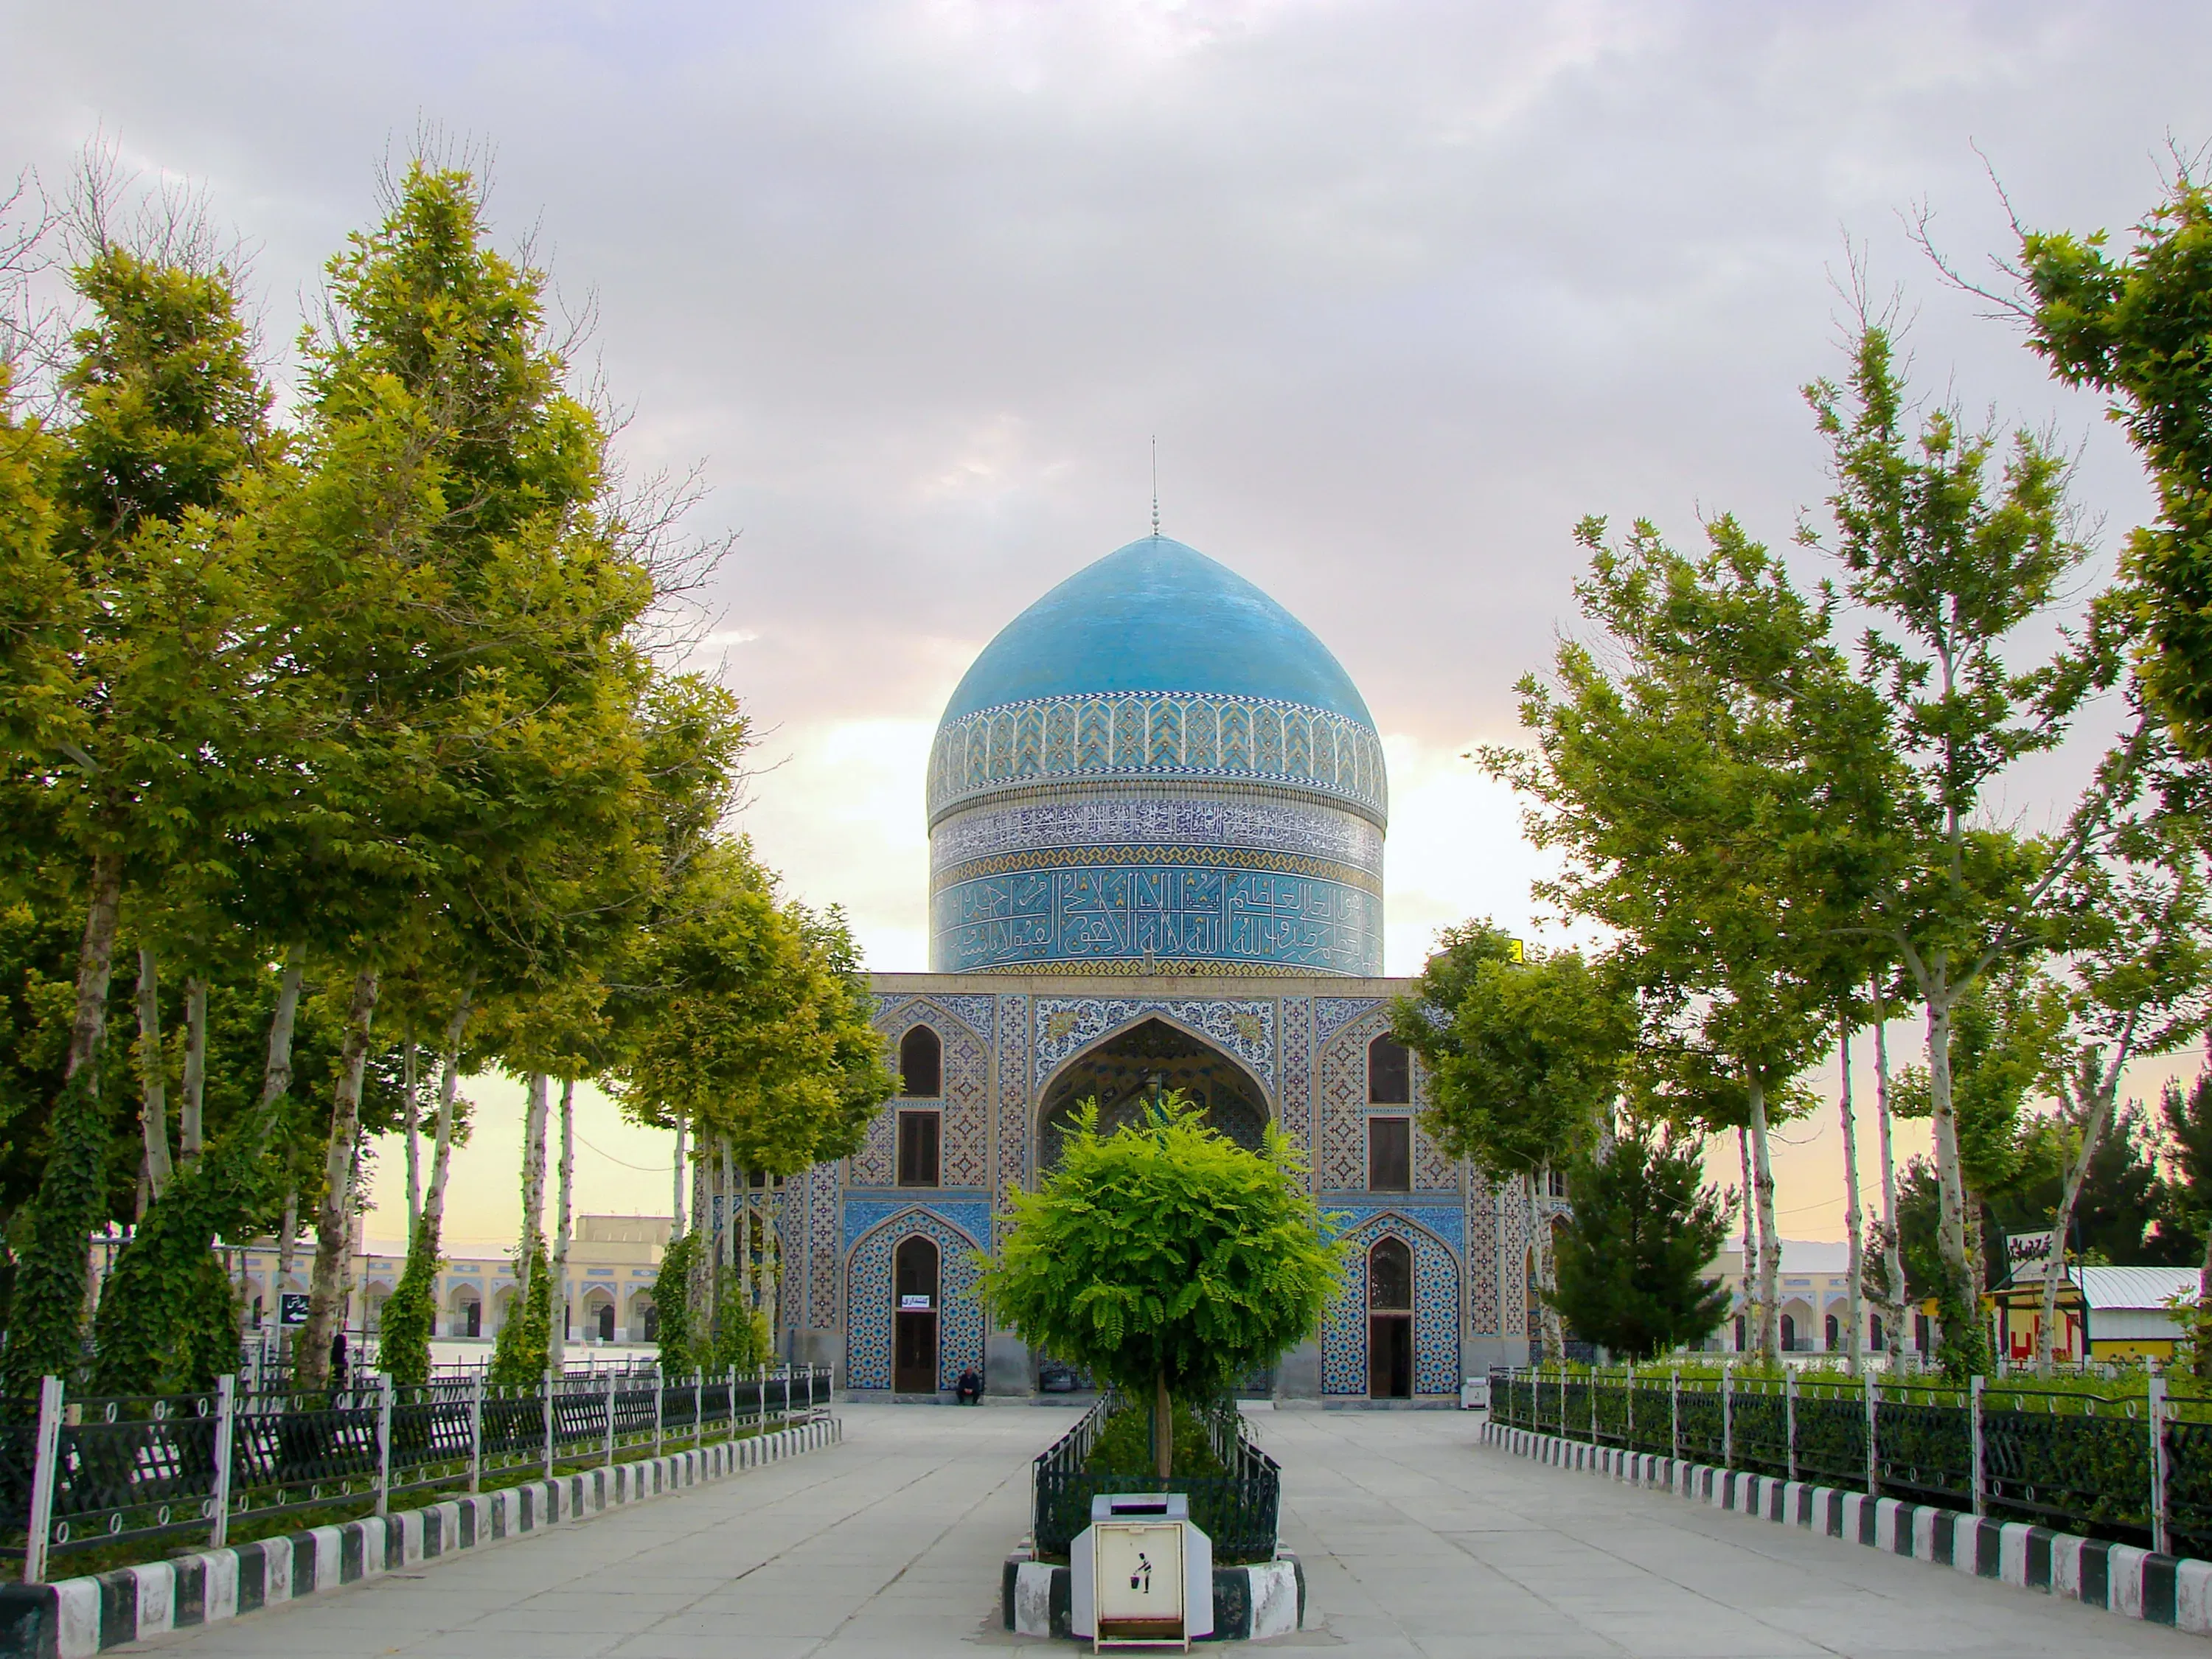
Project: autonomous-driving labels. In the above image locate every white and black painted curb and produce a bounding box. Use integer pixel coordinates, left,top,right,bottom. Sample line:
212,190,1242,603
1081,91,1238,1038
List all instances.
1002,1551,1305,1641
0,1417,841,1658
1484,1420,2212,1635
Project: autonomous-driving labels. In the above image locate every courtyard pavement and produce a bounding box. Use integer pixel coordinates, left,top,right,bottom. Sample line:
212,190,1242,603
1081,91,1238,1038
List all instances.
115,1402,2208,1657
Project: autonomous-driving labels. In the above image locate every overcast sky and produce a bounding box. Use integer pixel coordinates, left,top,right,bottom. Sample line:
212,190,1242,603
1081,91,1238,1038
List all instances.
12,1,2211,1245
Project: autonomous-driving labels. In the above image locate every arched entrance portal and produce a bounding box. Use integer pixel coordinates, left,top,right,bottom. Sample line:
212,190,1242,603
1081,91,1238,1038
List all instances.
1368,1237,1413,1399
1037,1018,1270,1168
893,1236,940,1394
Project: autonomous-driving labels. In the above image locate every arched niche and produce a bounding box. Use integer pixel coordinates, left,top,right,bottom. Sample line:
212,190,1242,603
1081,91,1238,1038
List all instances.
1036,1016,1271,1169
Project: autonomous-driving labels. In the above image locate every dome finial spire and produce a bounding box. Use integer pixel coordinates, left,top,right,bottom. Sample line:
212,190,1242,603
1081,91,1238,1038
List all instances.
1150,435,1160,537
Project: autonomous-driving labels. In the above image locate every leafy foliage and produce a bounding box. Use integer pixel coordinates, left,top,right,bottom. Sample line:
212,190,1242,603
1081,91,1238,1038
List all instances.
2019,174,2212,757
2,1071,108,1395
979,1092,1340,1475
1395,923,1631,1180
486,1241,550,1387
650,1229,699,1374
1549,1124,1733,1360
375,1217,442,1388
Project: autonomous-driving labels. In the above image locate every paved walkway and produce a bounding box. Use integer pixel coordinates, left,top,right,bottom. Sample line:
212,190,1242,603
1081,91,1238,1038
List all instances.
119,1405,2208,1656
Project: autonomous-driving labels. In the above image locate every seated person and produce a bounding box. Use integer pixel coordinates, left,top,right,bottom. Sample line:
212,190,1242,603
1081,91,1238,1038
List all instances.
955,1367,983,1405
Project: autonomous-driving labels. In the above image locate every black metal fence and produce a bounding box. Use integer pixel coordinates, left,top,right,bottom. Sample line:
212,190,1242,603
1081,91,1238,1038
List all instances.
1491,1365,2212,1559
0,1365,832,1583
1030,1393,1281,1565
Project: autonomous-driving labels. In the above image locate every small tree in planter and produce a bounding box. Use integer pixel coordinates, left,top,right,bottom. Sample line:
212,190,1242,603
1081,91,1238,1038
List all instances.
980,1092,1341,1481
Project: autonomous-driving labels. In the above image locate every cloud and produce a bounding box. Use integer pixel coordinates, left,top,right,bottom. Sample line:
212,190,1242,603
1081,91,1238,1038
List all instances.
12,0,2207,1239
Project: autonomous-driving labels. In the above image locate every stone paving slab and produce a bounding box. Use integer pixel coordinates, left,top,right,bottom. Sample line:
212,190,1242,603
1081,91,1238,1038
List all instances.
108,1403,2212,1657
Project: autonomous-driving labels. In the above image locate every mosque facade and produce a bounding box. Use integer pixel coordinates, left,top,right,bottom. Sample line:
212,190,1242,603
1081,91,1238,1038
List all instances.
783,535,1543,1401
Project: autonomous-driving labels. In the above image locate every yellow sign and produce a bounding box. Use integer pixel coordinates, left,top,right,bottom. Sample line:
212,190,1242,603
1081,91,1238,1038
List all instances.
1508,938,1525,963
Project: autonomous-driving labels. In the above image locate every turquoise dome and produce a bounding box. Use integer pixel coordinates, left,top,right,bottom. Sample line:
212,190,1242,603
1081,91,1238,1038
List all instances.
940,536,1375,728
926,532,1385,976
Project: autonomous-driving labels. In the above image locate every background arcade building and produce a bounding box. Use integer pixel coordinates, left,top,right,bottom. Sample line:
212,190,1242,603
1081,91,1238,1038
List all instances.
773,533,1548,1400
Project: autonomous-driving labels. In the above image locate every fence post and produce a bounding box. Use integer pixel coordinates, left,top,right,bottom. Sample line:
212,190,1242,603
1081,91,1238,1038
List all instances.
542,1363,555,1484
1863,1370,1879,1498
469,1372,484,1494
1669,1368,1680,1465
653,1365,664,1461
728,1366,739,1446
1970,1375,1987,1519
2152,1374,2171,1556
604,1368,617,1469
1784,1367,1798,1484
375,1372,393,1518
209,1374,237,1549
21,1375,63,1585
1722,1363,1733,1470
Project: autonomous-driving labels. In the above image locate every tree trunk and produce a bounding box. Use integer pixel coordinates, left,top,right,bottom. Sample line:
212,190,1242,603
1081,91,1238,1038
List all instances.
258,947,307,1119
687,1151,711,1366
549,1078,575,1372
403,1040,420,1239
763,1176,782,1350
1924,981,1978,1363
1153,1370,1172,1482
720,1138,736,1279
671,1121,687,1237
420,991,474,1234
1738,1127,1756,1354
1748,1079,1781,1362
517,1073,550,1308
1840,1018,1865,1376
2039,1053,2127,1377
180,975,207,1158
2198,1227,2212,1383
64,851,125,1085
1526,1168,1565,1362
299,967,381,1390
133,945,173,1198
277,1186,299,1290
1875,1009,1906,1364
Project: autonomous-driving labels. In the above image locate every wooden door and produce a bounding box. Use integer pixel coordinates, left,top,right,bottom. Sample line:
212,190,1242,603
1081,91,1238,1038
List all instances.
893,1236,940,1394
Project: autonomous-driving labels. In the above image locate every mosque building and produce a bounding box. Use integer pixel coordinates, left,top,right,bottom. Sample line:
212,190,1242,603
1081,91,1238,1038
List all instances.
783,533,1545,1399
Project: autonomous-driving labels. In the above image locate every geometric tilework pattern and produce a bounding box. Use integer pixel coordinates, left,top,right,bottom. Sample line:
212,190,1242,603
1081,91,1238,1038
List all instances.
996,995,1029,1223
1314,996,1381,1046
1315,1002,1388,1190
844,1207,987,1392
846,1102,897,1189
1319,1209,1461,1397
940,1020,990,1189
934,863,1382,977
806,1161,839,1332
931,793,1384,881
1278,995,1312,1173
927,692,1388,827
1035,998,1275,1096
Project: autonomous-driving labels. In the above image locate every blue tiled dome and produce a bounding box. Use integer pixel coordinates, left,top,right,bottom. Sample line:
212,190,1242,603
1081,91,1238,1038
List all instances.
926,533,1386,978
940,537,1375,728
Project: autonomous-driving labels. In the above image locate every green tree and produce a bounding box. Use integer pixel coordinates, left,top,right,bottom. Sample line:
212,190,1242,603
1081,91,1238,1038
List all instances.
1804,325,2146,1374
2024,813,2212,1369
1482,518,1877,1360
979,1095,1340,1481
2016,171,2212,758
1550,1123,1733,1360
284,157,659,1387
2160,1071,2212,1375
1393,923,1632,1360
